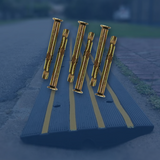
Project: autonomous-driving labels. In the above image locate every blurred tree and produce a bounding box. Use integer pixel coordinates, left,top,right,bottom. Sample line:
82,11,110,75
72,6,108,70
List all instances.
0,0,132,21
64,0,132,20
0,0,51,20
34,3,51,17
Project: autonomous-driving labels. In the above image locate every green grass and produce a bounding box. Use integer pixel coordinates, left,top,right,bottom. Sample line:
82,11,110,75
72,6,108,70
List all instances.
69,20,160,38
114,57,160,109
149,95,160,109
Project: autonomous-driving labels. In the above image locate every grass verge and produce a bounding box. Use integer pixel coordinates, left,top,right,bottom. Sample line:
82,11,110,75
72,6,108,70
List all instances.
69,20,160,38
114,56,160,109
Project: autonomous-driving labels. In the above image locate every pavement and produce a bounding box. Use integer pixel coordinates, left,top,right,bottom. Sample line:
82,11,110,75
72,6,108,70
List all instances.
115,38,160,96
0,18,160,160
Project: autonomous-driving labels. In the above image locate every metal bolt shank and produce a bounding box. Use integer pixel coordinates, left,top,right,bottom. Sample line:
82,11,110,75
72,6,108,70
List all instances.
74,32,95,94
48,29,69,90
42,18,63,79
90,25,111,86
96,36,117,98
68,21,88,83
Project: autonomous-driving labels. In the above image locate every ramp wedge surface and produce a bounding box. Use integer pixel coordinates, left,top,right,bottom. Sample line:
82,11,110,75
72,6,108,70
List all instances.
21,36,154,149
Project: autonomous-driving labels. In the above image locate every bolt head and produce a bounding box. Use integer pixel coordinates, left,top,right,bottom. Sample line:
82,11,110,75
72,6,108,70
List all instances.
53,18,63,22
95,93,105,98
100,25,111,30
73,89,83,94
78,21,88,25
47,86,58,91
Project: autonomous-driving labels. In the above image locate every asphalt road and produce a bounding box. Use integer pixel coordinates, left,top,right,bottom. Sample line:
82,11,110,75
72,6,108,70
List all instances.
0,18,71,102
0,18,160,160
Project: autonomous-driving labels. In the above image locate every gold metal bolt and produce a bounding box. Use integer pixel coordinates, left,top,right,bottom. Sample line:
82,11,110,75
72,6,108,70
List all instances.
42,18,63,80
90,25,111,87
74,32,95,94
67,21,88,83
95,36,117,98
48,29,69,90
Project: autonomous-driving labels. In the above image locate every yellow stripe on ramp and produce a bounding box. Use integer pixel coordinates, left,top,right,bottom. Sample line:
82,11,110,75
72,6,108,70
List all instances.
79,53,105,128
69,83,77,130
86,74,105,128
89,52,134,128
69,38,77,131
99,70,134,128
42,90,55,134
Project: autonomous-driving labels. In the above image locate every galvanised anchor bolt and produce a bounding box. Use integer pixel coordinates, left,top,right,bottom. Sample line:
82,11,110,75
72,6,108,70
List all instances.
48,29,69,91
74,32,95,94
90,25,111,87
95,36,117,98
42,18,63,80
67,21,88,83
